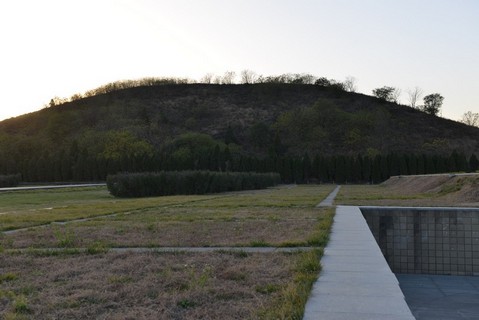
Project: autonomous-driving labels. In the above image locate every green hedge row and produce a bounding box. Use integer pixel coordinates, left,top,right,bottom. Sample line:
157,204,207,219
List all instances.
107,171,281,198
0,174,21,188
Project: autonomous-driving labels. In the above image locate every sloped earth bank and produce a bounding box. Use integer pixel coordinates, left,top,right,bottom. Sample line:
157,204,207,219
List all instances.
338,173,479,207
384,173,479,205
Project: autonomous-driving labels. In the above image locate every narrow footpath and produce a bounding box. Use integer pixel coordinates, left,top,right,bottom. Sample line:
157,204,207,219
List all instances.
316,185,341,207
303,186,415,320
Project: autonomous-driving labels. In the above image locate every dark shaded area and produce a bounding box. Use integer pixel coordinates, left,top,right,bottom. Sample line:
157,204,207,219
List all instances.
397,274,479,320
362,207,479,276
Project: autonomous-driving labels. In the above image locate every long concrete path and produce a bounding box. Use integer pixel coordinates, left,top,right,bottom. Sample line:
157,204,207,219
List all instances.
316,185,341,207
303,205,415,320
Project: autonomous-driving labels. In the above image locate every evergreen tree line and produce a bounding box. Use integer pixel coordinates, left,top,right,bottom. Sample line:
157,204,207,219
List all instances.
1,145,477,184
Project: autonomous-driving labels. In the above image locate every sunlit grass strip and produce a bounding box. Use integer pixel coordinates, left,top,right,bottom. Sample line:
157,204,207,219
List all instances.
0,189,217,231
107,171,281,198
258,249,323,319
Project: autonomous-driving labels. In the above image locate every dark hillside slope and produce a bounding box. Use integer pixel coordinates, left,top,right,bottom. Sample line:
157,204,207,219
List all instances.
1,83,478,154
0,83,478,182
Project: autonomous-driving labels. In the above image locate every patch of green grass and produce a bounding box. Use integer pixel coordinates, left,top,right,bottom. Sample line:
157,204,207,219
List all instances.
53,227,76,248
0,288,31,318
0,272,18,283
177,299,196,309
13,295,31,314
215,250,249,258
306,209,334,246
86,241,109,254
277,241,307,247
18,285,36,296
107,275,134,284
249,240,270,247
258,249,323,319
438,178,466,195
255,283,281,294
180,263,216,289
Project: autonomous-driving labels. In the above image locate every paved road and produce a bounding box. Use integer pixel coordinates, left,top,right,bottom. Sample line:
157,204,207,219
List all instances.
0,183,106,192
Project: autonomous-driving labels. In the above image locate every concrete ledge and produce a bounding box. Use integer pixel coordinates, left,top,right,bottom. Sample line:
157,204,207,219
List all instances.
303,205,415,320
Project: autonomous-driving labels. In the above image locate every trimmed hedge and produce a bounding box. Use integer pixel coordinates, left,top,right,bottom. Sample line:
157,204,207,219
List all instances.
0,174,21,188
107,171,281,198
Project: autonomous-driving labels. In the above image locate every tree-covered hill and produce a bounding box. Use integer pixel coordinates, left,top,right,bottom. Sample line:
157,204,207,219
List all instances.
0,82,478,183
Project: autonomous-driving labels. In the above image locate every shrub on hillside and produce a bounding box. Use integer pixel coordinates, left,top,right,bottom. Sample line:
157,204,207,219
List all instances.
107,171,281,198
0,174,21,188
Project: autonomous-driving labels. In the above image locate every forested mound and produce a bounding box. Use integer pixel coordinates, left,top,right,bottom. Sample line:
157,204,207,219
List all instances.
0,83,478,183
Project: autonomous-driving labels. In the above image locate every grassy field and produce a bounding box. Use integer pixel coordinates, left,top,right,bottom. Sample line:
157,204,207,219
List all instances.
0,184,334,319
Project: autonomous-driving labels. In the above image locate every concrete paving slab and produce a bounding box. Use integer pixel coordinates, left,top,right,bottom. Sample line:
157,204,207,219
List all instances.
305,294,413,315
323,248,382,256
304,311,416,320
320,254,387,265
321,262,392,273
311,280,402,297
397,273,479,320
318,270,400,286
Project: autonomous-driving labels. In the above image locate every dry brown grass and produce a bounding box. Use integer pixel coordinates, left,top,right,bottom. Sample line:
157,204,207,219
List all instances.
0,184,335,319
2,207,330,249
0,251,312,319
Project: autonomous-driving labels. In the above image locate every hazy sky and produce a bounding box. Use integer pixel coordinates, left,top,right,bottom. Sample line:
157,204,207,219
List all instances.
0,0,478,122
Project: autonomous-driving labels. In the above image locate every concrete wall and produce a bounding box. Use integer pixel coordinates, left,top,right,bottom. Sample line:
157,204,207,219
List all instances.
361,207,479,276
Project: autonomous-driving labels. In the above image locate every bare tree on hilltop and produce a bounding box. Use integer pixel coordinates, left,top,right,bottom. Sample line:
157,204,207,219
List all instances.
222,71,236,84
344,76,357,92
200,73,214,84
460,111,479,127
407,86,423,109
240,70,257,84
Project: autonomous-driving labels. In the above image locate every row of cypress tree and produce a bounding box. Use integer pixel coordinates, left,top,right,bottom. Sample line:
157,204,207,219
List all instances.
1,149,477,184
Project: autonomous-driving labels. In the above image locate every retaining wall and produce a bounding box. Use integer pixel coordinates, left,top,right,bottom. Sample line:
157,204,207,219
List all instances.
361,207,479,276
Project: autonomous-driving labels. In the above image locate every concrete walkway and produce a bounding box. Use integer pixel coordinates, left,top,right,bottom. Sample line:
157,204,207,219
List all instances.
316,185,341,207
303,206,415,320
